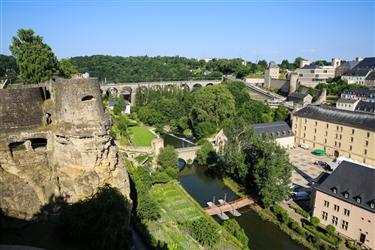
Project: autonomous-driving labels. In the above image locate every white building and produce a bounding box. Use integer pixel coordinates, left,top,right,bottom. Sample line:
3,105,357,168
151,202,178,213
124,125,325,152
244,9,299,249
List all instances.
296,65,336,87
336,98,360,111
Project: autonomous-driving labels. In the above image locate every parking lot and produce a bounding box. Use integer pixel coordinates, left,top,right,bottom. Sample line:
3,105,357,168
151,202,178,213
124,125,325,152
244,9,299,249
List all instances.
288,147,333,188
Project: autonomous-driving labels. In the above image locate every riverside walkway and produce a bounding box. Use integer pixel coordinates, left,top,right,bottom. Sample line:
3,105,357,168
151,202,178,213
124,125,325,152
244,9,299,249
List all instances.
204,196,254,216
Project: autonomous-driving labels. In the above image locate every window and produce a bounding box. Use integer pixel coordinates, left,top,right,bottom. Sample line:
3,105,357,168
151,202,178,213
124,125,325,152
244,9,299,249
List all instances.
364,149,367,155
305,119,307,124
334,204,340,212
356,197,361,203
335,141,337,146
324,200,330,207
332,216,338,225
81,95,95,101
314,128,317,134
322,211,328,221
365,141,369,146
371,202,375,209
352,129,355,134
325,139,327,144
315,121,317,126
341,127,343,132
325,131,328,136
339,142,341,148
332,188,337,194
304,126,306,131
350,137,354,143
349,145,352,151
336,126,339,131
341,220,348,230
326,124,329,129
367,132,370,138
344,208,350,216
304,133,306,138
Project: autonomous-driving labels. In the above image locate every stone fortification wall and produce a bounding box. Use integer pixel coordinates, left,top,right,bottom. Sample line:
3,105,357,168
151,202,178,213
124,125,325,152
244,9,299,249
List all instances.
0,88,44,131
0,78,130,220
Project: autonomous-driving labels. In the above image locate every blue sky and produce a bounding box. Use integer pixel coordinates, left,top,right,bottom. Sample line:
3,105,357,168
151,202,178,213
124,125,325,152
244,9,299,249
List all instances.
1,0,374,62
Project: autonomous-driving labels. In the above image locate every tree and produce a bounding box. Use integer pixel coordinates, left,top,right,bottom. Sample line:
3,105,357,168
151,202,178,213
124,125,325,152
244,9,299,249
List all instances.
273,104,288,121
0,55,18,79
59,58,78,78
10,29,59,84
113,97,126,115
157,145,178,169
326,224,336,235
293,57,305,69
59,185,131,250
196,141,216,166
191,85,235,138
223,219,249,248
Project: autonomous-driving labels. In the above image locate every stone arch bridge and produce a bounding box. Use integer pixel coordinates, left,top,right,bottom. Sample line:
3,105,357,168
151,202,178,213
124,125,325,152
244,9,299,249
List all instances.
176,146,201,163
100,79,222,105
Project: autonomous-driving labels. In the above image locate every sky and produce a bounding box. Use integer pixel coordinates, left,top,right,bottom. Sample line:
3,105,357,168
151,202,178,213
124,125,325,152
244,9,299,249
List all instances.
1,0,374,62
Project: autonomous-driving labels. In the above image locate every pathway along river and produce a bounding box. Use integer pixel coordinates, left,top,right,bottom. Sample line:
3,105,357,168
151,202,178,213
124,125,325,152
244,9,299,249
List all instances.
163,133,305,250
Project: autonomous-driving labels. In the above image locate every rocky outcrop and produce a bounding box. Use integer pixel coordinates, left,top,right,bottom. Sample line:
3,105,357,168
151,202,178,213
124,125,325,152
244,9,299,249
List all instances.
0,77,130,220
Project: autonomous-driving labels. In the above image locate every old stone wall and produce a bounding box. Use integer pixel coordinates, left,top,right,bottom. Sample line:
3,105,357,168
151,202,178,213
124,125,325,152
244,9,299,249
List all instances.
0,78,130,220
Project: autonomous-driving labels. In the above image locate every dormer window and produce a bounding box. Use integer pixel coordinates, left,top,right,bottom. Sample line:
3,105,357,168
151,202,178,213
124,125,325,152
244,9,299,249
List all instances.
344,192,349,199
332,187,337,194
356,197,361,204
371,201,375,209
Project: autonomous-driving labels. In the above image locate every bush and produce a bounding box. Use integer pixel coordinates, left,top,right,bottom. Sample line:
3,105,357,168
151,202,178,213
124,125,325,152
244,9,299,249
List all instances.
183,218,220,247
289,204,310,219
326,224,336,235
303,223,342,246
271,205,290,224
310,216,320,226
288,221,305,236
223,219,249,247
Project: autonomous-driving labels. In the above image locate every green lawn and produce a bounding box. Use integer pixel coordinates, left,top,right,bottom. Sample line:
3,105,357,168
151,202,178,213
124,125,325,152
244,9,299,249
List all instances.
148,182,244,250
128,126,156,146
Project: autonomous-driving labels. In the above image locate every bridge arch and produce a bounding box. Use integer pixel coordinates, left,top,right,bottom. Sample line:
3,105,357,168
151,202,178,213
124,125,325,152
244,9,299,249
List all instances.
120,87,133,102
192,83,202,90
106,87,119,97
181,83,190,91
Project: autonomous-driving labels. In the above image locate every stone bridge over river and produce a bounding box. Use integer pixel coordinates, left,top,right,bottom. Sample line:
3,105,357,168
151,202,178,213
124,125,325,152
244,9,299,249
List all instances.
100,79,222,105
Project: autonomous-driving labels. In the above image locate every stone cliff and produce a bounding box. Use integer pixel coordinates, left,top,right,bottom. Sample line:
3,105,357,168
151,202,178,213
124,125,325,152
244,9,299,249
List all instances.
0,77,130,220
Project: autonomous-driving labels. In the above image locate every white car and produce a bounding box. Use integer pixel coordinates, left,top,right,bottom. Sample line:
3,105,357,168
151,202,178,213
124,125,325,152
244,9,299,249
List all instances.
299,144,309,150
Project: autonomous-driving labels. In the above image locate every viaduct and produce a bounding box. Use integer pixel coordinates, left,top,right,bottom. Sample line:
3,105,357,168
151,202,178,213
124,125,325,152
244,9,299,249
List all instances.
100,79,222,105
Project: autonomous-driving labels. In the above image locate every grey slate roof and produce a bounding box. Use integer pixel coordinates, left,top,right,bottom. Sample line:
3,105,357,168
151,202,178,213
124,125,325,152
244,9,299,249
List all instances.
338,61,359,70
314,161,375,213
365,70,375,81
343,68,372,77
341,89,375,98
336,98,358,104
353,57,375,70
355,101,375,113
251,121,293,138
293,105,375,131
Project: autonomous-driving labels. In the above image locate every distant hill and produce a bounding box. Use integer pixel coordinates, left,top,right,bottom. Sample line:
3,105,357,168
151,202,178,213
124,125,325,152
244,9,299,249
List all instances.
70,55,224,82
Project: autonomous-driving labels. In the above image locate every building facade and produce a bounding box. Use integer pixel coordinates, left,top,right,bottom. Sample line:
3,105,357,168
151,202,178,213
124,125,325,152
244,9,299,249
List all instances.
296,65,336,87
312,161,375,249
336,98,360,111
292,105,375,166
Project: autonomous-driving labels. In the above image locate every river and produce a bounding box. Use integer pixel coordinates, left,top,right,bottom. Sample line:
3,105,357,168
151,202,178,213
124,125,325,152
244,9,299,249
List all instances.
164,133,305,250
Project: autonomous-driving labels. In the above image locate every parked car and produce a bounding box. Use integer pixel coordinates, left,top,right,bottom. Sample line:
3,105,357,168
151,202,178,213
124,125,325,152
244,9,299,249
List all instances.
292,191,310,201
314,161,332,171
299,144,309,150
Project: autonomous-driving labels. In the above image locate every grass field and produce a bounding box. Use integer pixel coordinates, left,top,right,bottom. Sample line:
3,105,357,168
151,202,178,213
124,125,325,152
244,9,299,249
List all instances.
148,182,244,250
128,126,156,146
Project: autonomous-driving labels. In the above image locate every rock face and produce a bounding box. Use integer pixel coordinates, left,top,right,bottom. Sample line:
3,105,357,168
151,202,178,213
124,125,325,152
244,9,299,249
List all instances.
0,77,130,220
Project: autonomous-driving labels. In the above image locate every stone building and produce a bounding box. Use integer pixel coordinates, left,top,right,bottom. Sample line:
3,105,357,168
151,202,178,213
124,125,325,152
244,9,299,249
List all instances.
311,161,375,249
0,77,130,220
292,105,375,166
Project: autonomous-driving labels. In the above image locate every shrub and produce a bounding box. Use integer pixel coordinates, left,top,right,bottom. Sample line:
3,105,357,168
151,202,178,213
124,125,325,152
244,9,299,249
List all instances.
184,218,220,247
289,204,310,218
303,223,342,246
310,216,320,226
271,205,290,224
288,221,305,236
223,219,249,247
326,224,336,235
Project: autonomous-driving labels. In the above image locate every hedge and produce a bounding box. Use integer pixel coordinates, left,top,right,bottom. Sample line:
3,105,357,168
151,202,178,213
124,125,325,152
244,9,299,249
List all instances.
288,204,310,219
303,223,342,246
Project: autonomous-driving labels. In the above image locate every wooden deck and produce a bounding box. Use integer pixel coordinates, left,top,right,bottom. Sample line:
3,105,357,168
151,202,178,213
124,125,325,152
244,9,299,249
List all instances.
204,196,254,216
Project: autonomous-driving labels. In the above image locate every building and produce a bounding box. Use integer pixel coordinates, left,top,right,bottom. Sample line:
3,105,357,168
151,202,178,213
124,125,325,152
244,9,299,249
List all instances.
335,60,360,77
266,61,280,79
340,89,375,102
311,161,375,249
355,101,375,114
287,92,313,107
365,70,375,86
342,57,375,85
251,121,294,149
296,65,336,87
211,121,294,150
336,98,360,111
292,105,375,166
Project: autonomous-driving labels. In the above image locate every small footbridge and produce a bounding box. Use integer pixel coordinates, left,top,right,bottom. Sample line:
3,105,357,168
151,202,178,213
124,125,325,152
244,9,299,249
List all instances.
204,196,254,219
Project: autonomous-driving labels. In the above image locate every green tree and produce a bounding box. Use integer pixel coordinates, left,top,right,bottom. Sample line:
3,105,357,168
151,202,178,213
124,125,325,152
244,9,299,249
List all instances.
326,224,336,235
59,58,79,78
10,29,59,84
293,57,305,69
59,185,131,250
310,216,320,227
196,141,216,166
157,145,178,169
113,97,126,115
273,104,288,121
